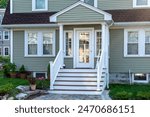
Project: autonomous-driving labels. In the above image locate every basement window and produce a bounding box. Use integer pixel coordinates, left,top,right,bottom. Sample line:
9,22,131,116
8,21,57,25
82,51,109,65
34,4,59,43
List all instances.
132,73,149,83
33,72,47,79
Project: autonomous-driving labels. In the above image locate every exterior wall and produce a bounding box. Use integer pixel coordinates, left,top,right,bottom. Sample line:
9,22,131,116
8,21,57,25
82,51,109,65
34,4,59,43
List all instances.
98,0,133,10
57,5,104,23
110,29,150,73
13,28,59,72
13,0,134,13
13,0,79,13
0,9,10,56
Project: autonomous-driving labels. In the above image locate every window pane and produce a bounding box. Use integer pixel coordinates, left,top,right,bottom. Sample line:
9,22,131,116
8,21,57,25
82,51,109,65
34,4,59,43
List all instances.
36,0,45,9
145,31,150,43
137,0,148,5
43,32,53,55
84,0,94,6
28,33,37,55
128,31,138,43
65,32,72,56
96,32,102,56
4,31,9,40
128,44,138,55
145,43,150,54
134,74,147,80
4,48,9,55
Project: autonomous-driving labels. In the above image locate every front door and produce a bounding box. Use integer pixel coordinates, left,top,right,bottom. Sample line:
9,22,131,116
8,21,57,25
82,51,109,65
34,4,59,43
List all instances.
75,29,94,68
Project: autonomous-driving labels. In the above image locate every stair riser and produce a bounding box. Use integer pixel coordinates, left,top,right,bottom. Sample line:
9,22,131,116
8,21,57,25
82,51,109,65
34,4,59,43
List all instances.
56,77,97,81
58,74,97,77
53,86,99,90
54,82,103,85
59,69,97,72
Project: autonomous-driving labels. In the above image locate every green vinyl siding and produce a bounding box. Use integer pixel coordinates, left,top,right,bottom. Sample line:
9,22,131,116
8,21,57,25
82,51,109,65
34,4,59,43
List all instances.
13,29,59,72
110,29,150,73
58,5,104,23
13,0,79,13
98,0,133,10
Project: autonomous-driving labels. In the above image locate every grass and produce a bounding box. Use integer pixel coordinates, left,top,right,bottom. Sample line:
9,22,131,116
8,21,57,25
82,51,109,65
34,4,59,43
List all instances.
109,84,150,100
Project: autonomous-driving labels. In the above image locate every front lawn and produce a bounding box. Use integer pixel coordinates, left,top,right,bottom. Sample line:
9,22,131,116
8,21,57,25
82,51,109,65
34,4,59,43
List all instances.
109,84,150,100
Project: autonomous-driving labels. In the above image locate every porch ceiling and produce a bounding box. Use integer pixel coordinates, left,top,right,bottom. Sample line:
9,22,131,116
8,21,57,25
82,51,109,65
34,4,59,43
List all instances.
50,1,112,23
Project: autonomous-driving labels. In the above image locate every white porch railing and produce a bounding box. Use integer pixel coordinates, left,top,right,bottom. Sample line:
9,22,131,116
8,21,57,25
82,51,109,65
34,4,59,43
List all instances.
96,50,106,91
50,50,63,90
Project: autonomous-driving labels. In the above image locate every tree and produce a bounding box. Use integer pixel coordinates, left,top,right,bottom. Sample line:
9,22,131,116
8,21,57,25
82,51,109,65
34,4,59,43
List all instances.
0,0,8,8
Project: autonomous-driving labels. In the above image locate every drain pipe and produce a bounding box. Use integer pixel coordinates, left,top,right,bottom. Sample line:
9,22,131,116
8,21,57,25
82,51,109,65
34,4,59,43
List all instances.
129,69,132,85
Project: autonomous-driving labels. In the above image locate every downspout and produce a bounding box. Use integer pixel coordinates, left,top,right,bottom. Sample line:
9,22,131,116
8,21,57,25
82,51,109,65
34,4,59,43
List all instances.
106,20,114,89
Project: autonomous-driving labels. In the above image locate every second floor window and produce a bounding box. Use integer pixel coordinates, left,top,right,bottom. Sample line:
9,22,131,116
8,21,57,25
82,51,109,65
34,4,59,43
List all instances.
32,0,48,11
81,0,97,7
3,31,9,40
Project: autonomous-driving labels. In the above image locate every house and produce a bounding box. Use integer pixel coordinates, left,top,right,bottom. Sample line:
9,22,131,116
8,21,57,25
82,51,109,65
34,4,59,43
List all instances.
2,0,150,95
0,9,10,56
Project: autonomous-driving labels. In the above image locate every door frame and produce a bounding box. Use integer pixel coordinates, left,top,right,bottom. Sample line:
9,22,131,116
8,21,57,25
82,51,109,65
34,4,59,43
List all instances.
73,28,94,68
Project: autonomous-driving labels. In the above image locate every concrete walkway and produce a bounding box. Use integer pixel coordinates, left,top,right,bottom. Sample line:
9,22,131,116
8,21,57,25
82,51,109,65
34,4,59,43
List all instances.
32,90,111,100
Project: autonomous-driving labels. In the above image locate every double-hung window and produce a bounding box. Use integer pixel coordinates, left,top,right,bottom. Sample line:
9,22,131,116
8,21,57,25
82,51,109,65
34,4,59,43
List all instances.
133,0,150,7
32,0,48,11
64,31,73,57
127,31,139,55
145,31,150,55
4,47,9,56
28,32,38,55
3,31,9,40
25,30,55,57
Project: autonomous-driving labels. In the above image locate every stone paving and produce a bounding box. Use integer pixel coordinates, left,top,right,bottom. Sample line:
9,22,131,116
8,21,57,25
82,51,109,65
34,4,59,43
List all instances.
33,94,102,100
32,90,111,100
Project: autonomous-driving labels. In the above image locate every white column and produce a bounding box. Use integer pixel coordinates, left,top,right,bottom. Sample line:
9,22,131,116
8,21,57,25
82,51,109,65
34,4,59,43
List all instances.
102,23,106,54
59,24,64,66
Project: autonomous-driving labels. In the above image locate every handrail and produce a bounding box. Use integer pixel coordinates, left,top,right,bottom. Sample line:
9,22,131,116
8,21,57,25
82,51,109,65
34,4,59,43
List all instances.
50,50,63,90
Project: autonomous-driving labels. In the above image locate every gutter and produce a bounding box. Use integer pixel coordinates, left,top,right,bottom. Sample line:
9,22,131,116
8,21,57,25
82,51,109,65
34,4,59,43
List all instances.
2,24,59,28
113,22,150,27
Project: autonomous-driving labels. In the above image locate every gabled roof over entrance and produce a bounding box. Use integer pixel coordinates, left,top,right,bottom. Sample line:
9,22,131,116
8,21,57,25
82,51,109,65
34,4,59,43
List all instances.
50,1,112,23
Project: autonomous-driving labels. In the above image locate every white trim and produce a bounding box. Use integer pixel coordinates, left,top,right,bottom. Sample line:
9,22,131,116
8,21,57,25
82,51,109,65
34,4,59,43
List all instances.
3,46,9,56
95,30,102,57
3,30,9,40
24,30,55,57
32,0,48,11
10,0,13,14
132,73,149,83
10,29,13,63
50,1,112,22
64,30,73,58
133,0,150,8
74,28,94,68
2,24,59,28
33,72,47,79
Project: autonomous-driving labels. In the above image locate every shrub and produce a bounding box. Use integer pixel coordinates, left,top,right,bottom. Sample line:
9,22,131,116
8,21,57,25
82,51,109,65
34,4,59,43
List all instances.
111,91,133,100
19,65,26,73
3,63,11,77
136,92,150,100
36,77,49,90
0,83,14,95
0,56,10,64
47,64,50,80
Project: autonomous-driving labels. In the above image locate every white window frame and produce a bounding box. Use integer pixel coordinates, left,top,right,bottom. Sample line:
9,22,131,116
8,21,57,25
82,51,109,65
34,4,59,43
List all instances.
133,0,150,8
33,72,47,79
3,31,9,40
132,73,149,83
124,28,150,57
32,0,48,11
81,0,98,7
25,30,55,57
95,30,102,57
0,31,2,40
64,30,73,58
3,46,9,56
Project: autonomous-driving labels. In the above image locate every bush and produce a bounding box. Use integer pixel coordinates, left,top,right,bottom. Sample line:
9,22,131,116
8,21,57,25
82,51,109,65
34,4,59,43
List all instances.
136,92,150,100
0,83,14,95
19,65,26,73
0,56,10,64
111,91,133,100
